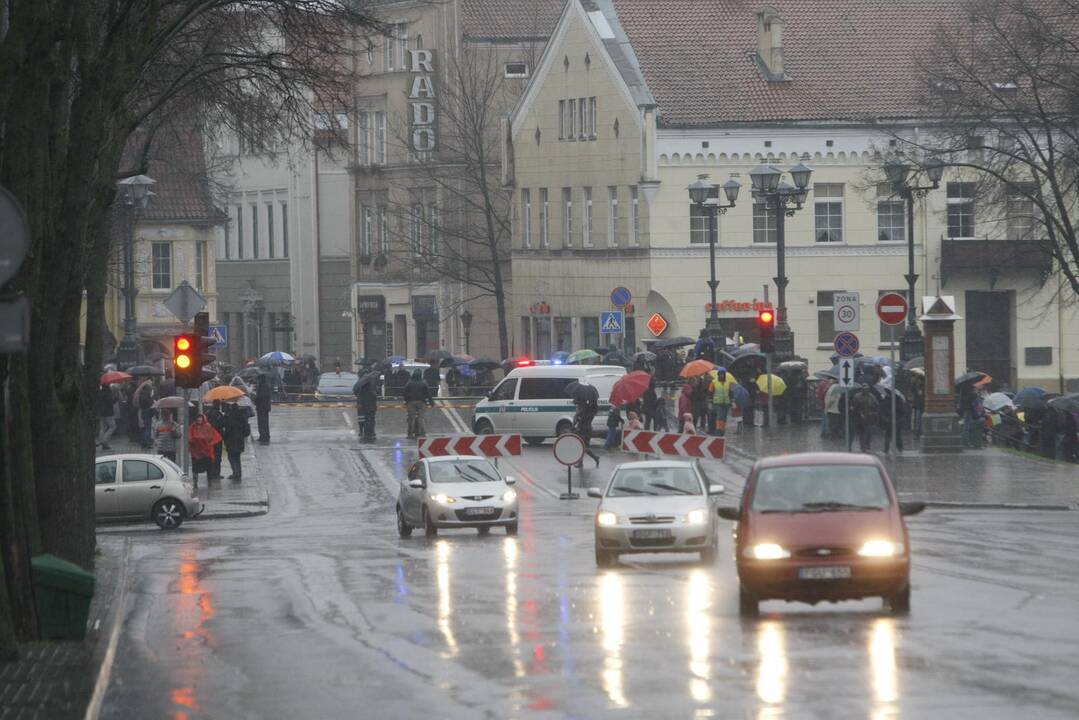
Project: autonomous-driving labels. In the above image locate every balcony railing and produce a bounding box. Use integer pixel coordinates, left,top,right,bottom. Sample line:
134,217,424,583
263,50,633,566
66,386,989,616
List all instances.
940,237,1052,287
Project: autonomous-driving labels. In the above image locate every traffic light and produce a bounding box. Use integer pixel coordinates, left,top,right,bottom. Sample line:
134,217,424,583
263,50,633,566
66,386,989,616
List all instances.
174,334,199,388
758,308,776,353
192,311,218,385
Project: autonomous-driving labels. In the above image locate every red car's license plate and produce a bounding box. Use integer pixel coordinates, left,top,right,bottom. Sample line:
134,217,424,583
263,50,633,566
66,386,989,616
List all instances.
798,566,852,580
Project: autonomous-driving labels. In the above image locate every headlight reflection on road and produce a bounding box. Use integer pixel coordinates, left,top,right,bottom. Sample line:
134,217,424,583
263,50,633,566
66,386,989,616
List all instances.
686,570,712,703
503,538,526,678
436,540,458,657
171,546,214,719
755,620,787,708
599,572,628,708
870,617,899,713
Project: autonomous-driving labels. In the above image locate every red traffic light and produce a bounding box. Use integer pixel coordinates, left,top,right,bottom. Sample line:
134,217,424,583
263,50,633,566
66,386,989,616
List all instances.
758,309,775,327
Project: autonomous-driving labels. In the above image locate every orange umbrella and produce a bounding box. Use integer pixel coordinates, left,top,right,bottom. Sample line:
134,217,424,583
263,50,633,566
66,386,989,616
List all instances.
974,374,993,388
203,385,244,402
679,359,717,378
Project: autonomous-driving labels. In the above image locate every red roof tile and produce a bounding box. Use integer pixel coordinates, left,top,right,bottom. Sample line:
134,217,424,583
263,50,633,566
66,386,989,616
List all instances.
611,0,965,126
120,127,226,224
459,0,565,41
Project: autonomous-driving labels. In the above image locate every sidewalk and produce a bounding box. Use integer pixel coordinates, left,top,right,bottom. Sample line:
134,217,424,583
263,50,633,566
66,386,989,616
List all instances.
0,536,128,720
96,437,269,521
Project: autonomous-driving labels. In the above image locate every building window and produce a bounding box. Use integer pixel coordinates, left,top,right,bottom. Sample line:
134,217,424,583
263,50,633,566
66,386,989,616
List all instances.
358,111,370,165
375,112,386,164
562,187,573,247
281,202,288,257
876,184,906,242
578,98,587,141
539,188,549,247
589,97,597,137
630,186,640,246
690,205,710,244
378,205,389,254
878,289,906,346
947,182,976,238
816,290,844,344
151,242,172,290
1007,184,1036,240
520,317,532,356
608,186,619,247
505,62,529,78
581,316,599,350
195,241,205,291
362,207,373,256
568,99,576,140
250,204,260,257
558,100,565,140
266,203,275,258
554,317,573,352
814,184,844,243
584,187,593,247
753,203,776,244
224,214,231,259
236,205,244,259
427,204,438,255
383,23,406,71
410,203,423,255
521,188,532,248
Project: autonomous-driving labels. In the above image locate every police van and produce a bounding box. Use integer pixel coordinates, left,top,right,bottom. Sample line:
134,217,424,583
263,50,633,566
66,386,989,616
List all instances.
471,365,626,444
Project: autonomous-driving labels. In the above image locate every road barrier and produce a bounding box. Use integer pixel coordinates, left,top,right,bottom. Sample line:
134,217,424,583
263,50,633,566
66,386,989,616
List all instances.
620,430,726,460
418,434,523,459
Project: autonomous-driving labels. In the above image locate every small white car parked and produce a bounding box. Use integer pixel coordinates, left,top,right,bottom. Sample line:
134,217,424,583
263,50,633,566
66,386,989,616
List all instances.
95,454,203,529
397,455,519,537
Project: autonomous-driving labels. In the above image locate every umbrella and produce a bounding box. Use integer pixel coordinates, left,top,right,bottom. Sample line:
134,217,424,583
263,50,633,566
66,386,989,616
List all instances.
814,367,841,381
100,371,132,384
384,355,407,365
634,351,657,363
565,380,600,404
204,385,245,402
983,392,1015,412
427,349,452,365
903,356,925,370
604,350,628,367
974,374,993,388
728,352,767,379
127,365,164,377
1014,386,1048,409
1047,393,1079,414
466,358,501,372
447,354,475,367
237,366,269,380
756,374,787,395
829,352,864,364
153,396,188,410
550,351,570,365
567,349,601,365
956,371,990,387
737,343,761,354
610,371,653,408
258,351,295,365
653,336,696,349
778,360,807,371
732,382,751,408
679,359,716,378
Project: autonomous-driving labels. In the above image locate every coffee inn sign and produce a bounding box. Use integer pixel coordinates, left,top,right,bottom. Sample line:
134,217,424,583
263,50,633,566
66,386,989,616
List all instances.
408,49,436,152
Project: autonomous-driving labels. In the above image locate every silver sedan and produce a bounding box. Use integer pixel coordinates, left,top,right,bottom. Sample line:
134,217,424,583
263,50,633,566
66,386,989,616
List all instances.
589,461,724,566
396,455,520,537
95,454,203,529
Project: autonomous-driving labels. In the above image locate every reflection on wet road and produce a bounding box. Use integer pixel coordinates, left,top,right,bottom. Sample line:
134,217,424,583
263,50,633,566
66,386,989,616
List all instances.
99,406,1079,719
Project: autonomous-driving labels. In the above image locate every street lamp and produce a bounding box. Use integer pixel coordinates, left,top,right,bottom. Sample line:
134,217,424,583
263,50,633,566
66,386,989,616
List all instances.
687,174,740,356
883,157,944,361
460,308,473,355
115,174,156,365
749,161,812,360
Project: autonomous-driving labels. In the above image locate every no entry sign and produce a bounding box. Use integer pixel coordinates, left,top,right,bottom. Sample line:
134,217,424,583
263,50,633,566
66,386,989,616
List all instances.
877,293,909,326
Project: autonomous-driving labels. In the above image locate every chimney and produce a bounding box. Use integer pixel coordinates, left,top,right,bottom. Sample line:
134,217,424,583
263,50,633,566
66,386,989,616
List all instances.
756,9,787,81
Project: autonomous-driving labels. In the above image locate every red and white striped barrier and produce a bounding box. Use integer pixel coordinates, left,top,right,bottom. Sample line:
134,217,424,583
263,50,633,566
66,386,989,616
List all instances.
418,434,523,459
620,430,725,460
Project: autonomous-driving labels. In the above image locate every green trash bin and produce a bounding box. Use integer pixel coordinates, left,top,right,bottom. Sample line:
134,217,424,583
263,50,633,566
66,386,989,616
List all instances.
31,554,96,640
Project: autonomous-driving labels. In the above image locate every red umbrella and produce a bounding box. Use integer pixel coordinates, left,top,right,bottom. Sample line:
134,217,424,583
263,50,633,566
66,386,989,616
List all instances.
100,371,132,384
609,370,652,408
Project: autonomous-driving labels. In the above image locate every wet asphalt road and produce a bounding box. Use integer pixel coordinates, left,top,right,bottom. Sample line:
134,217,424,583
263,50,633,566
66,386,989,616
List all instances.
97,404,1079,719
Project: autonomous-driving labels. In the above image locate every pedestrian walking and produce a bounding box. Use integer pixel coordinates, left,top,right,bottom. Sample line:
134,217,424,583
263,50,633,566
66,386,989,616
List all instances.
690,378,710,432
402,370,434,438
850,387,879,452
255,374,272,444
223,402,250,479
571,382,601,468
604,405,625,449
708,367,736,437
957,383,983,448
825,383,843,439
134,378,156,448
354,376,379,442
188,413,222,485
152,409,180,461
423,364,441,397
206,400,226,480
97,383,117,450
641,379,658,430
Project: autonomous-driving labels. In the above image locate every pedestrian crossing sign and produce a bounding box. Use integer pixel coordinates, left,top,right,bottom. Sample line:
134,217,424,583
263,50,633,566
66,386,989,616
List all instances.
209,324,228,350
600,311,624,334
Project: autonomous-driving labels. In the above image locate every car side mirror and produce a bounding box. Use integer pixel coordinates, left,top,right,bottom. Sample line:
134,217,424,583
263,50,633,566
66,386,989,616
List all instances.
505,476,517,485
717,506,740,521
587,488,603,499
408,478,425,489
708,484,724,495
899,501,926,517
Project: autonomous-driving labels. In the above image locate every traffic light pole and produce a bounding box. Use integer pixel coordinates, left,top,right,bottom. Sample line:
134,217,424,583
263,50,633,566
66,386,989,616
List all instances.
181,387,191,479
766,355,773,432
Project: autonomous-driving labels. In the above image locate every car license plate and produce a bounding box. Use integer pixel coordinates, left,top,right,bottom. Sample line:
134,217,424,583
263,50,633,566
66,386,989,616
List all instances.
632,529,672,539
464,507,495,516
798,566,852,580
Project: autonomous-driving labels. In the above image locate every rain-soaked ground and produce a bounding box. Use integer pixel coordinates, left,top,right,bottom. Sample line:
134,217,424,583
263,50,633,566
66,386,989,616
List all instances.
97,404,1079,719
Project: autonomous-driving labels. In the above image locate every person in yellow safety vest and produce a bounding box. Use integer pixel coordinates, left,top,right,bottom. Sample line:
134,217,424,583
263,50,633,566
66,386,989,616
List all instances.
708,367,737,436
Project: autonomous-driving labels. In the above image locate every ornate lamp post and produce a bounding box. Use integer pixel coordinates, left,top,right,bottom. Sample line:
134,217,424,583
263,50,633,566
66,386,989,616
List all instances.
687,174,740,355
460,308,473,355
883,157,944,362
115,174,156,365
749,162,812,360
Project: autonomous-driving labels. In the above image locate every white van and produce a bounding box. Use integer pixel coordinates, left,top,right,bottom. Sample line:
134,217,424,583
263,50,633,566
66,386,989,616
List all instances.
471,365,626,444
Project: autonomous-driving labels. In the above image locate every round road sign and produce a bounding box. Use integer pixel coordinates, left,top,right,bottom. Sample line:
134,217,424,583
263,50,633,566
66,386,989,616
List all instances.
833,331,860,358
610,286,632,307
553,433,586,466
0,187,30,286
877,292,909,326
836,304,857,325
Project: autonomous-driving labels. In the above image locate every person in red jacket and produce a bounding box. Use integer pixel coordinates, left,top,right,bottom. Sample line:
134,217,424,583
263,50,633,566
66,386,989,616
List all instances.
189,413,222,485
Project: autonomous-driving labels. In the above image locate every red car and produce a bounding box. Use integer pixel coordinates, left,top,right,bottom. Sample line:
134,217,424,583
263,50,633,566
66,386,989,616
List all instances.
718,452,924,616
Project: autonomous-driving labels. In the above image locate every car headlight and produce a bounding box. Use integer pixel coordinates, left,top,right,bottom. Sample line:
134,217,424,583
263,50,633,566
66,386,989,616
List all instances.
502,489,517,503
685,509,708,525
432,493,456,505
596,511,618,527
857,540,903,557
745,543,791,560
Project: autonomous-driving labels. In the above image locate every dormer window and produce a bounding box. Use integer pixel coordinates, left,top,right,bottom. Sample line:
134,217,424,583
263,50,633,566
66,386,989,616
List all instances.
756,8,787,81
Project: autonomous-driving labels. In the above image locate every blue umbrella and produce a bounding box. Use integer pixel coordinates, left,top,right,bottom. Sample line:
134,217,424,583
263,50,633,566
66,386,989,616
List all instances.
732,383,751,408
258,351,295,365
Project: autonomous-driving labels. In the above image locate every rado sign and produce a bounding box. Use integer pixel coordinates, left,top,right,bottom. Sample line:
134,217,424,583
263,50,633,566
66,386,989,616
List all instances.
408,49,436,152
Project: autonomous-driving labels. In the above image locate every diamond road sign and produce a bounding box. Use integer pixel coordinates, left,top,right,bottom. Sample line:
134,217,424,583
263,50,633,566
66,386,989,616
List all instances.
600,311,624,334
163,281,207,324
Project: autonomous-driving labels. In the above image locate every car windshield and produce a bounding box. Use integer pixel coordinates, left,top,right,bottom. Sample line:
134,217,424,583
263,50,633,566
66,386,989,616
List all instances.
607,467,702,497
429,460,502,484
751,465,892,513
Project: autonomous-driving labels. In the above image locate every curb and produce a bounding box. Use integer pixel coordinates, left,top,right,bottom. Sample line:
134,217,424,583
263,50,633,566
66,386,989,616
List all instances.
84,537,131,720
919,500,1076,512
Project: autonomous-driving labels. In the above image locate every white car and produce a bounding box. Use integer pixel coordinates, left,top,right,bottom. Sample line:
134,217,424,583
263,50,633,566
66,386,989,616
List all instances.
95,454,203,529
589,461,724,566
397,455,519,537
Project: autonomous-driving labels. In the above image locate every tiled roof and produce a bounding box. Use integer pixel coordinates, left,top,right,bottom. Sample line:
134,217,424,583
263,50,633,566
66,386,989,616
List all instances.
611,0,964,127
459,0,565,41
120,128,226,224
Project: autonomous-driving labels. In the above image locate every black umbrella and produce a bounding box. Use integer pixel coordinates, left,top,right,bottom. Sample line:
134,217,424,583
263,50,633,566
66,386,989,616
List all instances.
427,349,452,365
127,365,165,377
237,366,270,380
566,381,599,405
717,350,737,367
634,351,657,363
728,352,766,378
815,367,841,381
903,356,925,370
653,336,696,349
466,358,501,371
955,371,989,387
1047,393,1079,414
